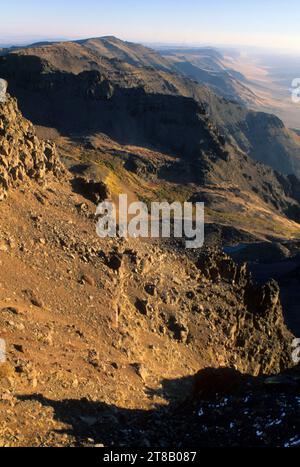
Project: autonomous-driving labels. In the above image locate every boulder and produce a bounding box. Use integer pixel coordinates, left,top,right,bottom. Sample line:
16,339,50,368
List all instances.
196,248,248,285
244,279,280,316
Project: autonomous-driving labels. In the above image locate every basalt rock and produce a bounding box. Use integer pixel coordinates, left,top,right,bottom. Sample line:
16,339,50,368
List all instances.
197,250,282,318
167,315,189,343
196,248,248,285
72,176,110,204
195,248,293,374
197,249,283,317
0,93,63,200
244,279,281,318
135,298,149,316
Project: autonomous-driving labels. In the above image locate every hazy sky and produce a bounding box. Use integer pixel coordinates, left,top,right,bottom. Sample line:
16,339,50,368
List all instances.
1,0,300,52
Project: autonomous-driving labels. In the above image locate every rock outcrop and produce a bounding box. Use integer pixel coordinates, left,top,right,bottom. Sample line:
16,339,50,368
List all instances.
0,93,62,200
196,248,293,374
197,248,249,285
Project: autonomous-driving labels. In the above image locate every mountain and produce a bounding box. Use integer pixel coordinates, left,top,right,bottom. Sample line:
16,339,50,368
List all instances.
197,85,300,176
1,35,300,247
1,37,300,179
1,37,300,234
159,46,265,107
158,45,300,131
76,36,173,71
156,46,300,175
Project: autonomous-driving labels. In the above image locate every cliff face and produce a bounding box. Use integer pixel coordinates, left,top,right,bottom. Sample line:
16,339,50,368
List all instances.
0,95,62,200
0,64,218,158
199,86,300,177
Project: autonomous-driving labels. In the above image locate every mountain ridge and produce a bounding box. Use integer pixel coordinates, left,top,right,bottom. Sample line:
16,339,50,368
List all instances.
1,37,300,240
1,36,300,178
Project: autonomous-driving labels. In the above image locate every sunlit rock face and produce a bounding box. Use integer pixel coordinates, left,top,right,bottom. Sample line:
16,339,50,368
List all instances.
0,79,7,103
0,92,62,200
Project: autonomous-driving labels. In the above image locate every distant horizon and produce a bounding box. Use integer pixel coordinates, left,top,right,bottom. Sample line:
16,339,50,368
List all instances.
1,34,300,58
1,0,300,55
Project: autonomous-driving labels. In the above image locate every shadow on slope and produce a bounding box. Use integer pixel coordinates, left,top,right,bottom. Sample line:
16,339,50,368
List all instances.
18,366,300,448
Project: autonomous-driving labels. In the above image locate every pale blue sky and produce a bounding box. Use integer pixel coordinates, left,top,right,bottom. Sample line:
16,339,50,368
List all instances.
1,0,299,52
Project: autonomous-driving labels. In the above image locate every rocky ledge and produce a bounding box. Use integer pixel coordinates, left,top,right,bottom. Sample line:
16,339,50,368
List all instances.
0,93,63,200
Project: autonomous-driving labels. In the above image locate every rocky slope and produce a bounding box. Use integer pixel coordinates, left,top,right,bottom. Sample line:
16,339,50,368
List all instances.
0,96,298,447
0,95,62,200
